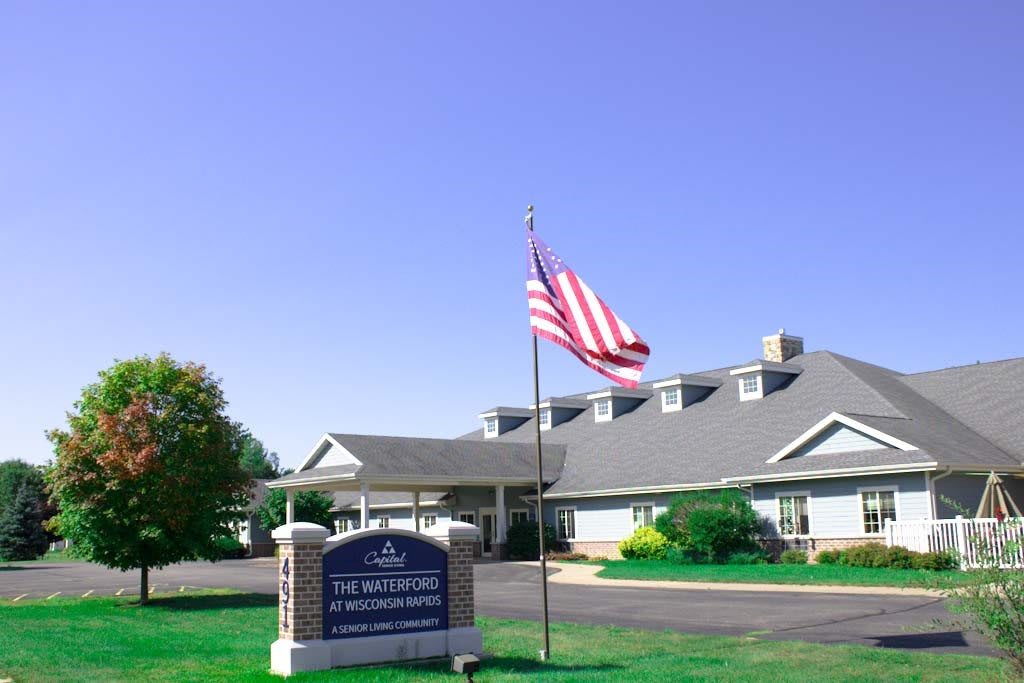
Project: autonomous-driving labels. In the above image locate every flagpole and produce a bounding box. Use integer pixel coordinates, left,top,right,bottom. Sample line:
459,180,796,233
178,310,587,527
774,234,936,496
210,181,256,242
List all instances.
526,204,552,661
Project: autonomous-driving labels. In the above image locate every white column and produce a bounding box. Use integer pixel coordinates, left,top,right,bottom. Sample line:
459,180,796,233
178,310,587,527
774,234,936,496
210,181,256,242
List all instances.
495,485,507,544
360,482,370,529
285,489,296,525
413,492,421,532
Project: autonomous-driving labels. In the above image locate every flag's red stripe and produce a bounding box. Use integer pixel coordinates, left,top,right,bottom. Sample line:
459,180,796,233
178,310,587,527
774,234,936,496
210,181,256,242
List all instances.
533,329,641,389
529,311,646,371
562,271,611,358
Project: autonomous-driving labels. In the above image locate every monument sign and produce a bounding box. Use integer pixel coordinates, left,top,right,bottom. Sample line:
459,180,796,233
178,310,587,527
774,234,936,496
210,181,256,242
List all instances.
270,522,483,675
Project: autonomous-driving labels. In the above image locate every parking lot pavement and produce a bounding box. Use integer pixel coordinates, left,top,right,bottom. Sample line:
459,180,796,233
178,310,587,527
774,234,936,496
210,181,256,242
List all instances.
0,558,278,599
0,559,997,658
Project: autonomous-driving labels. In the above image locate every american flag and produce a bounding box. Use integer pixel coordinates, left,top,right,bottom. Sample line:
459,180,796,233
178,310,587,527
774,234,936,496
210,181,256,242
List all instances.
526,228,650,388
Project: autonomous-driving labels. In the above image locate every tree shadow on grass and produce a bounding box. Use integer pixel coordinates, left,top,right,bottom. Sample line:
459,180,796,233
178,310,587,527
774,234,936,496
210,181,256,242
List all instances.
480,656,624,676
143,593,278,611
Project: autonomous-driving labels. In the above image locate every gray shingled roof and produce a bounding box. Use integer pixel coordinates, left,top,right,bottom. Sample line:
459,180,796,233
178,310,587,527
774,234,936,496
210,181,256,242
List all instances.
460,351,1023,495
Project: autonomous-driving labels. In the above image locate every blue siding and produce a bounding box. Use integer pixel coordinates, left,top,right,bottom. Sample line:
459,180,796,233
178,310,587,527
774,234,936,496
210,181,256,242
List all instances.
752,472,931,538
541,492,687,541
791,423,891,458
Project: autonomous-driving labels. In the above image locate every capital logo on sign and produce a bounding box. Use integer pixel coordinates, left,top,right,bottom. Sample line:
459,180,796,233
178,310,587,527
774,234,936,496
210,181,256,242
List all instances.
364,540,408,569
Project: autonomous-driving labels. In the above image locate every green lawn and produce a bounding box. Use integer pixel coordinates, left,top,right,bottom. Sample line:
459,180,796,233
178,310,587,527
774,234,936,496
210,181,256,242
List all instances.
590,560,971,588
0,591,1009,682
2,549,82,567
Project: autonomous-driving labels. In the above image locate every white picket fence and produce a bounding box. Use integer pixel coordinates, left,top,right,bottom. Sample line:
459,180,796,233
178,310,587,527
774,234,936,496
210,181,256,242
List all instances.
885,516,1024,569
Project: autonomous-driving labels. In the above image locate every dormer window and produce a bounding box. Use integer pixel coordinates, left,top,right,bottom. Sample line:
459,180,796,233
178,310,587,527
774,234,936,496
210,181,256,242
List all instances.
730,361,802,402
478,407,533,438
652,374,722,413
530,397,588,431
663,387,679,409
586,386,653,422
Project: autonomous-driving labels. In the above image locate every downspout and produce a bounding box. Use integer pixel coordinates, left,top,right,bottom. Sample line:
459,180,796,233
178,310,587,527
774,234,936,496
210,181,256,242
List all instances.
930,467,953,519
733,483,753,501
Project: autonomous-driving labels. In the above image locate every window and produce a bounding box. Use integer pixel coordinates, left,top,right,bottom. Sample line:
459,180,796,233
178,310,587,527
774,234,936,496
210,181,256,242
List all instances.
539,409,550,426
663,388,679,407
421,514,437,529
377,516,390,528
458,511,476,525
742,376,759,394
510,509,530,526
595,399,611,421
777,494,810,536
557,508,576,540
861,489,897,534
334,518,350,534
632,504,654,530
485,418,497,435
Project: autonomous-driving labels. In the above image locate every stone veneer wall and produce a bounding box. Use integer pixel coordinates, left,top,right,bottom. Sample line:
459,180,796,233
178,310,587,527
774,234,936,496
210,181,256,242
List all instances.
447,537,475,628
277,541,323,641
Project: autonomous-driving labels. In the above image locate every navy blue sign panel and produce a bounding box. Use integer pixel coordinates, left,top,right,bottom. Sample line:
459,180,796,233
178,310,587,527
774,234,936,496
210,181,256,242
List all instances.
322,531,448,640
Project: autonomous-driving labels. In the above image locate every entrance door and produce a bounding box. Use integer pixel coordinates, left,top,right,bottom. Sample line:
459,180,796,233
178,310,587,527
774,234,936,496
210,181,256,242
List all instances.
480,508,497,557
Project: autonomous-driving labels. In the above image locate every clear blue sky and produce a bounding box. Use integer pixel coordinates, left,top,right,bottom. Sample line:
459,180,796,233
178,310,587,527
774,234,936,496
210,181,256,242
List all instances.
2,2,1022,469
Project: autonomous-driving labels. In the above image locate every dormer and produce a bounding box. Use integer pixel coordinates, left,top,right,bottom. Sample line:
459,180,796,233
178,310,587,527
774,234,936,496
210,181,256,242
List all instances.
585,386,653,423
529,397,589,431
729,361,802,402
477,407,533,438
651,374,723,413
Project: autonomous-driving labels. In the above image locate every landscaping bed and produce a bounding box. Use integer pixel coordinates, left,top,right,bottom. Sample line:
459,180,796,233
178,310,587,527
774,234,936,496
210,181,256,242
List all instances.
0,591,1007,681
591,559,973,588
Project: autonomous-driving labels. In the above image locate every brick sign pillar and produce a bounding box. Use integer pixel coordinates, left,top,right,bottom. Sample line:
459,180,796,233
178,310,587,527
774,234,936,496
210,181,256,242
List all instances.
426,521,483,654
271,522,331,675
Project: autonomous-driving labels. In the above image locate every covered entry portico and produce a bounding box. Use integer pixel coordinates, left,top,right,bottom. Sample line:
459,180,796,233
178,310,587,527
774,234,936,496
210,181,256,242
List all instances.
266,433,566,560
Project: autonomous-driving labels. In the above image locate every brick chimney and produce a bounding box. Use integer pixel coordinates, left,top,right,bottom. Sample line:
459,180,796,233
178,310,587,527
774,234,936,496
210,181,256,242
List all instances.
762,329,804,363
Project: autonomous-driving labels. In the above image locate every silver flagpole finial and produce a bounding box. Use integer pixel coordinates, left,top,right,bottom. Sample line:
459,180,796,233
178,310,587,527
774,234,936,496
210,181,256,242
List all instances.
525,205,534,231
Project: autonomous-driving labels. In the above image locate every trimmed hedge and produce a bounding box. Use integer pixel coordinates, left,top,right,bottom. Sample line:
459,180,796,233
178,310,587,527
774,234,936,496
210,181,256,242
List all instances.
825,543,957,571
507,521,557,561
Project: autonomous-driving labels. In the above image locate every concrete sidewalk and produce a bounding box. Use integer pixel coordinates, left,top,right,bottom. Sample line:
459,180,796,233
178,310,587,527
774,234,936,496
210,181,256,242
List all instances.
524,561,944,597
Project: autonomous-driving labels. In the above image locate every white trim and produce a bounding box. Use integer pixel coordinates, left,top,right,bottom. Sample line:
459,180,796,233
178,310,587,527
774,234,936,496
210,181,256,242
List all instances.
477,407,533,419
509,508,530,526
529,481,731,500
739,374,763,401
539,408,552,431
555,506,577,541
775,490,813,537
729,362,801,376
456,510,477,526
652,375,722,389
594,398,612,422
857,485,900,535
330,500,444,512
766,412,919,464
529,398,589,410
630,501,656,530
724,462,938,484
420,513,438,529
585,387,652,400
297,433,363,472
660,387,682,413
322,527,450,555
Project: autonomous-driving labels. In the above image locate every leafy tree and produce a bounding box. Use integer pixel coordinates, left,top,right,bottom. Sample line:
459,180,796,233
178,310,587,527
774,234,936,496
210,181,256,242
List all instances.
46,354,251,604
238,432,280,480
256,489,334,530
655,491,761,557
0,460,56,544
0,483,50,561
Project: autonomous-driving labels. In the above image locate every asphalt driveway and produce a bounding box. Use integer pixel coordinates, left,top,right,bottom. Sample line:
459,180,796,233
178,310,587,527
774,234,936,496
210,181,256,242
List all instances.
0,559,994,657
